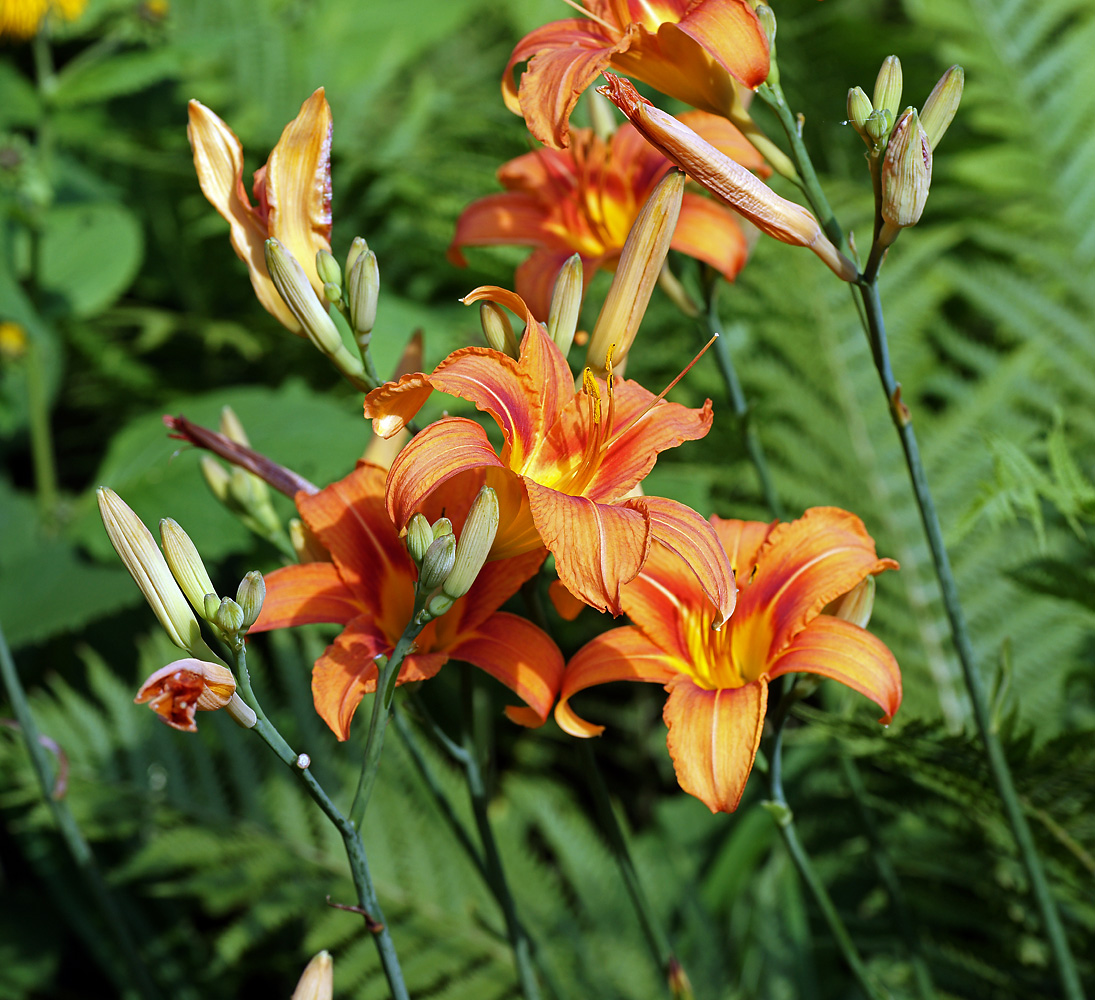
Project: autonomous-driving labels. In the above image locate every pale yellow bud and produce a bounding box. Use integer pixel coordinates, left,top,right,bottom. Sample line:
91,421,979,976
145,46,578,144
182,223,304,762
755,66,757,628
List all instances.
289,518,331,563
442,487,499,600
347,249,379,344
200,456,231,504
160,518,218,619
547,253,583,359
419,534,457,592
291,951,333,1000
872,56,903,123
881,109,932,231
235,571,265,629
920,65,964,150
480,301,519,359
406,514,434,564
345,236,368,279
265,239,344,356
825,576,876,629
847,87,873,141
218,405,250,447
585,170,683,378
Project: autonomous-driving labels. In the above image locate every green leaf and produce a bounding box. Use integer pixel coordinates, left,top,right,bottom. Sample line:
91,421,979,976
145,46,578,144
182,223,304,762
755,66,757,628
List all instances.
51,48,180,107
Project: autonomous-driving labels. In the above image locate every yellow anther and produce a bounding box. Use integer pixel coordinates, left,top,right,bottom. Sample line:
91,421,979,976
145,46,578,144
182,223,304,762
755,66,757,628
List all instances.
582,367,602,424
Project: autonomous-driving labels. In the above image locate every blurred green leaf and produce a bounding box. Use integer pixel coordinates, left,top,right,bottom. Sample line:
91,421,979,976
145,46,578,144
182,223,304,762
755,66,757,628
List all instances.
52,48,180,107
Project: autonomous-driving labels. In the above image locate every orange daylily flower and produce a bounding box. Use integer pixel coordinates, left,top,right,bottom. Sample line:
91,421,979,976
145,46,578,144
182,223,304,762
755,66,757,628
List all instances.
248,462,563,740
449,114,768,320
555,508,902,813
188,89,333,335
504,0,770,148
363,286,735,623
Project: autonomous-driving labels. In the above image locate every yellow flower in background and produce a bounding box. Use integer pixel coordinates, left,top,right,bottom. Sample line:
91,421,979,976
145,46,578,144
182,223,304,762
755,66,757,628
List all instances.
0,0,86,40
0,321,29,361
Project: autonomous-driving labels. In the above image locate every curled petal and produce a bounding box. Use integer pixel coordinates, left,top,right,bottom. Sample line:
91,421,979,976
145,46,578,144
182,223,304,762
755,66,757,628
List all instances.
363,372,435,439
556,627,681,737
768,615,902,724
135,658,236,732
448,612,565,726
663,674,767,813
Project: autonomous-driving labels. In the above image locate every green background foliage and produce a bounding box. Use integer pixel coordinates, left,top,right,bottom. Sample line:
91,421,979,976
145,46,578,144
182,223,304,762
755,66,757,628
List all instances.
1,0,1093,996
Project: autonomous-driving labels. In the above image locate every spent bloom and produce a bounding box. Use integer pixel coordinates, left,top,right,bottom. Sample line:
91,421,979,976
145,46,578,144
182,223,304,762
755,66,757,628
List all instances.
188,89,332,335
556,508,902,812
135,658,256,732
449,113,767,320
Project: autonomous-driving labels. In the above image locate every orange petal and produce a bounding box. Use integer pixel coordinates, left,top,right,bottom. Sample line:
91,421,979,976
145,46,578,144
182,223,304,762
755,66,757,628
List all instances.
187,101,298,332
265,89,333,310
503,18,618,148
248,562,360,632
385,417,506,531
443,548,546,638
548,579,587,622
525,481,648,615
448,611,564,726
311,619,447,740
663,674,767,813
711,516,775,583
297,465,414,618
448,191,553,267
363,372,435,439
671,0,769,90
768,615,902,724
673,193,749,283
627,495,736,628
555,626,681,737
742,506,899,657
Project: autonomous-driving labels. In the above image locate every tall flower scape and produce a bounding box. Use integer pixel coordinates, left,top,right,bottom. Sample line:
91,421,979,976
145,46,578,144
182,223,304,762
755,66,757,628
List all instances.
65,1,1089,999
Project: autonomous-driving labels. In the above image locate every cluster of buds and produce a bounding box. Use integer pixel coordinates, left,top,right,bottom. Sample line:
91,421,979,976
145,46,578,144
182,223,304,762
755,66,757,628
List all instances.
313,236,380,354
848,57,964,250
405,486,500,622
97,488,261,732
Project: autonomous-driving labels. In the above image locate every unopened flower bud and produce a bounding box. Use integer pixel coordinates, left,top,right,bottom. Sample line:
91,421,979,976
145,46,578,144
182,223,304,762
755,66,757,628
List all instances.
265,239,344,357
315,249,342,289
480,301,519,359
872,55,903,123
345,236,368,279
203,593,220,621
291,951,333,1000
432,517,453,539
586,169,683,378
442,487,499,600
97,489,219,660
920,65,964,150
424,593,454,619
826,576,876,629
235,570,266,629
881,108,932,231
290,518,330,563
219,405,250,446
347,249,379,344
406,513,434,564
754,4,776,46
419,534,457,592
201,456,231,503
160,518,218,619
547,253,583,358
847,86,873,140
864,108,892,145
323,281,341,304
213,597,245,635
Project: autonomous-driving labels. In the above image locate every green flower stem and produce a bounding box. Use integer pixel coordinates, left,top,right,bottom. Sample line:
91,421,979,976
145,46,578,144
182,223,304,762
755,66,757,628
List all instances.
460,667,541,1000
766,689,890,1000
231,640,410,1000
348,619,426,830
0,620,162,1000
699,274,785,520
840,758,935,999
579,741,692,999
24,331,59,520
856,281,1086,1000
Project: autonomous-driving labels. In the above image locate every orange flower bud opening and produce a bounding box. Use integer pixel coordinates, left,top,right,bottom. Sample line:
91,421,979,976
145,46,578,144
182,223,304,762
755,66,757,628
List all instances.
135,658,237,732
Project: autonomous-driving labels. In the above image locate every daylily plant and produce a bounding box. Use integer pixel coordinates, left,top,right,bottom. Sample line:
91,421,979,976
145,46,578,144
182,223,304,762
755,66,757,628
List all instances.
555,507,902,813
449,114,768,320
188,88,333,334
249,462,563,739
363,286,735,623
503,0,770,148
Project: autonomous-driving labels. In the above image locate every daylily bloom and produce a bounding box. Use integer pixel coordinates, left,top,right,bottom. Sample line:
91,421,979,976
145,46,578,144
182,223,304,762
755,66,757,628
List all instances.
503,0,769,149
601,74,858,282
135,658,256,732
449,114,768,320
188,89,332,334
248,462,563,740
363,286,735,623
555,507,902,813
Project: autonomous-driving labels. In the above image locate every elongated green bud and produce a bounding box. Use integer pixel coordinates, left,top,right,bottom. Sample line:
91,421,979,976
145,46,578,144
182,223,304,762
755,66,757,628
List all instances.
442,487,499,600
236,571,266,629
203,593,221,621
213,596,245,634
219,405,250,446
872,55,903,123
265,239,345,357
316,249,342,289
480,301,519,359
547,253,583,358
201,456,231,504
920,65,964,150
347,249,379,343
847,86,872,141
406,513,434,564
97,489,220,661
160,518,218,619
345,236,368,279
419,534,457,592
